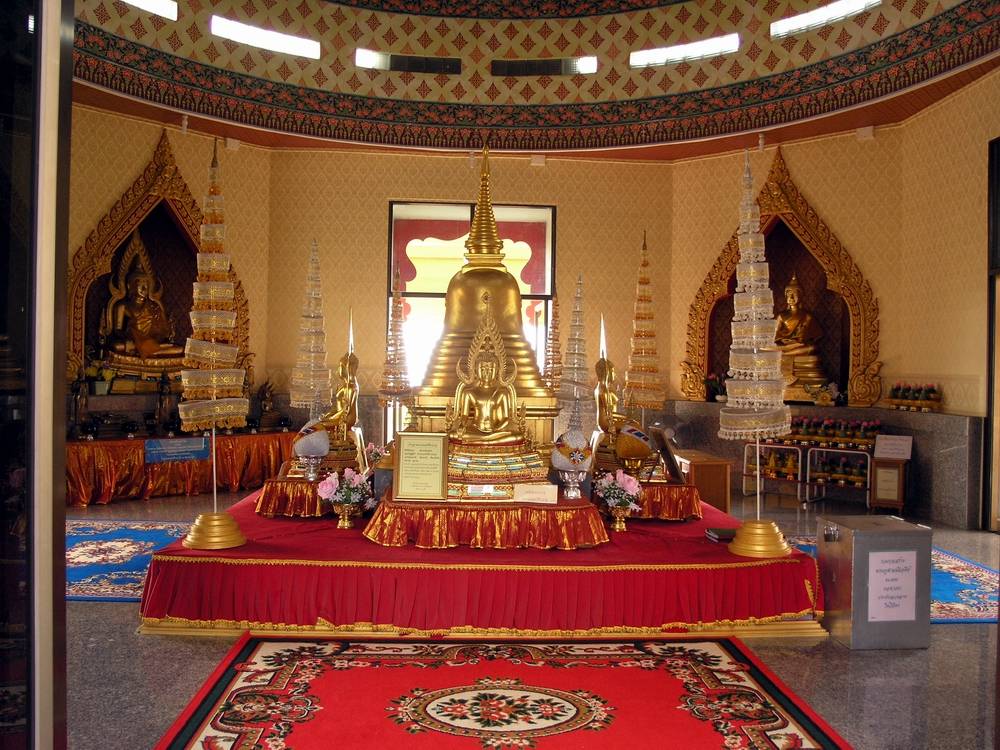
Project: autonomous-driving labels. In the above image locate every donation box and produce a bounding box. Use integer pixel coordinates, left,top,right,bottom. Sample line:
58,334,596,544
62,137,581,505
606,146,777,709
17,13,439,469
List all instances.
818,515,931,649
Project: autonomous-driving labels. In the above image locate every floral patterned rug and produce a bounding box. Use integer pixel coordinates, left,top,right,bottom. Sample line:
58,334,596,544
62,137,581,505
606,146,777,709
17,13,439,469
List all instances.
787,536,998,624
156,636,851,750
66,520,188,601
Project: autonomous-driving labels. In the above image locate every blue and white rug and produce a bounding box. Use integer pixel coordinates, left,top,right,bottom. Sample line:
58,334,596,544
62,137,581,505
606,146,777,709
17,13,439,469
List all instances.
788,536,998,624
66,520,188,601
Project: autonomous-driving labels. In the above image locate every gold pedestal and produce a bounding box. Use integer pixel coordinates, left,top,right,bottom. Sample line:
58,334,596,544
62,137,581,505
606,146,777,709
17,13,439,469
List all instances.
609,506,629,532
727,519,791,558
182,512,246,550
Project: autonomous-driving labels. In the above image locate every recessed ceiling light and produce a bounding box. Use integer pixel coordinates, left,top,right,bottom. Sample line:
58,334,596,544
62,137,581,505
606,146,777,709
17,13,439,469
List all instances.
629,33,740,68
571,56,598,75
124,0,178,21
210,15,321,59
355,48,390,70
770,0,882,38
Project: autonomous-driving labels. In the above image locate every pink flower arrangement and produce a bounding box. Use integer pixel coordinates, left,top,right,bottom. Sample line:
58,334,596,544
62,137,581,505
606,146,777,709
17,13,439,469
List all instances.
365,442,387,466
594,469,641,511
317,468,376,510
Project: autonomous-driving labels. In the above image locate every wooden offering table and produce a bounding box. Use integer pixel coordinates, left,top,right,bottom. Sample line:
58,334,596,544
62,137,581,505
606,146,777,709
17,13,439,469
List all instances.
673,449,733,513
364,494,609,550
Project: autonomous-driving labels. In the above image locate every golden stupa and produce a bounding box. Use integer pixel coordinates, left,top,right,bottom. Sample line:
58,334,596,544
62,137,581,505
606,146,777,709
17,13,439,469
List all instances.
409,147,558,447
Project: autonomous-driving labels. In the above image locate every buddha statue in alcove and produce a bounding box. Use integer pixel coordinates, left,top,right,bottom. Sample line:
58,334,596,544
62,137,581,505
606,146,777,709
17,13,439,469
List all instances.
108,271,183,359
774,274,827,394
100,232,184,379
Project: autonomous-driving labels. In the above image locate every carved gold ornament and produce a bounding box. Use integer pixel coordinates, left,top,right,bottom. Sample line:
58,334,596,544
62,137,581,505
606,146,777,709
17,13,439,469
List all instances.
681,149,881,406
67,130,254,387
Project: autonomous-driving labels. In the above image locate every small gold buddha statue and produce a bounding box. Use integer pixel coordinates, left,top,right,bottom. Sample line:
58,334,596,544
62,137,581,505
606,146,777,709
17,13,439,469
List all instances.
446,292,527,445
321,351,361,443
774,274,827,390
595,358,626,439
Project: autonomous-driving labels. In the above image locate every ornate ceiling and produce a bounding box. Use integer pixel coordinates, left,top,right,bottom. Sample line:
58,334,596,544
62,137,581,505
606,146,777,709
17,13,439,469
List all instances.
73,0,999,152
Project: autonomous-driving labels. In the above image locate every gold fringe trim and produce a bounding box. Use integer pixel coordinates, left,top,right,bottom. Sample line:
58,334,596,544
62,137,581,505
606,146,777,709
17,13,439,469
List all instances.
150,552,807,572
179,416,247,432
139,609,823,638
190,330,235,343
182,387,244,400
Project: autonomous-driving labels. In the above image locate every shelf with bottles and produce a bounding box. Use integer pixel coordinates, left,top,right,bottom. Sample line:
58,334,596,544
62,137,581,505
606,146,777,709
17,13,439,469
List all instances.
805,447,872,507
762,417,881,451
885,382,942,412
741,443,804,499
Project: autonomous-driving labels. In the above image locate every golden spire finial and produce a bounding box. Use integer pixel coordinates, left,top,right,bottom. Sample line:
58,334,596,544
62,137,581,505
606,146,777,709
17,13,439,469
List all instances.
464,145,505,263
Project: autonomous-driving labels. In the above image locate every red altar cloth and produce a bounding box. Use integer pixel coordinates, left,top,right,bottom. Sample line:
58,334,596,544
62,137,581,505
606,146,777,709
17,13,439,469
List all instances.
140,494,821,635
66,432,295,506
363,496,609,550
634,483,703,521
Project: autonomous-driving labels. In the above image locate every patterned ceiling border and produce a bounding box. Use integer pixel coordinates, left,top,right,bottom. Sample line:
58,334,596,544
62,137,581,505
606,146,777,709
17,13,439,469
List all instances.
317,0,685,19
73,1,999,151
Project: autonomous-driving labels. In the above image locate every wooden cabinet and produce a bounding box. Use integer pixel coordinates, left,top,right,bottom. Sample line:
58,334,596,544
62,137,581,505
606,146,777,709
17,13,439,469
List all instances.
673,449,732,513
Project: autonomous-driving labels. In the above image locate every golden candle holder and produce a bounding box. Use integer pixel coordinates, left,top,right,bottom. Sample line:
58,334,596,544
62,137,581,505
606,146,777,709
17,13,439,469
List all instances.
332,503,358,529
609,505,630,532
182,511,246,550
620,456,645,477
727,519,791,558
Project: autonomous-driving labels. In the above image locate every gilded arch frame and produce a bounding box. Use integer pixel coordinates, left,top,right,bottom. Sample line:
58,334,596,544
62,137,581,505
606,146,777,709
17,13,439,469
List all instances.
66,130,253,386
680,149,881,406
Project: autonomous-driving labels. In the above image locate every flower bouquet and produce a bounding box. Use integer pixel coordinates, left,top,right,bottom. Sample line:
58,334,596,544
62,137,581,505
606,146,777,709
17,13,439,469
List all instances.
365,442,387,468
317,467,376,529
594,469,642,532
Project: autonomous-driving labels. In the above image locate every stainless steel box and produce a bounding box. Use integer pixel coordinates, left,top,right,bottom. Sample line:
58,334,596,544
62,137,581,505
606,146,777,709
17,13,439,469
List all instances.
818,515,931,649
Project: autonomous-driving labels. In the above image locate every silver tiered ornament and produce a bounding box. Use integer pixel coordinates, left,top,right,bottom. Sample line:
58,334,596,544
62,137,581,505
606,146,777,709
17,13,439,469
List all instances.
551,396,594,499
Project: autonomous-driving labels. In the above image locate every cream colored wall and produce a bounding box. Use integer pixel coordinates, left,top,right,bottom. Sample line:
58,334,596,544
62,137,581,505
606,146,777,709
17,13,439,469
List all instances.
265,150,670,392
899,71,1000,416
69,67,1000,415
69,106,272,380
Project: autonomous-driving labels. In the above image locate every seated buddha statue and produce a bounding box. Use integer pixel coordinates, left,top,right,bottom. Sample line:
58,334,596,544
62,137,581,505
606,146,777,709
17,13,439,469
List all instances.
594,358,626,441
774,274,826,388
108,271,183,360
443,293,544,495
293,349,368,472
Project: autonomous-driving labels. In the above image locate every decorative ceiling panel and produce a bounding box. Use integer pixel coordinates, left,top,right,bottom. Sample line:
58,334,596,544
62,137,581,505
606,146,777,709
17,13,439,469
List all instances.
316,0,690,19
73,0,999,149
75,0,970,105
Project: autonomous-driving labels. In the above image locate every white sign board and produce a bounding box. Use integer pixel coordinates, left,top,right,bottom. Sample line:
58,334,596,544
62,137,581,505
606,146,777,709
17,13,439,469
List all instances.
867,551,917,622
512,484,559,504
874,435,913,460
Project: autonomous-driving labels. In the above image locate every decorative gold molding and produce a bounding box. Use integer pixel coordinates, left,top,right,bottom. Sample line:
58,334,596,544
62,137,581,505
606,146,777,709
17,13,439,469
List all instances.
681,149,881,406
67,130,254,387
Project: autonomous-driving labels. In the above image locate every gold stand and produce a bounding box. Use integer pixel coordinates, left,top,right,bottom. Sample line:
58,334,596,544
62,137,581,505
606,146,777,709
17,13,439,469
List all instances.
727,519,791,558
182,512,246,550
609,506,629,532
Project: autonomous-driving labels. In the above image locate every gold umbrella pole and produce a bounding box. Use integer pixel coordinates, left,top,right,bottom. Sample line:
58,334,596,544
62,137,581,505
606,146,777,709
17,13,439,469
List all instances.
727,435,789,558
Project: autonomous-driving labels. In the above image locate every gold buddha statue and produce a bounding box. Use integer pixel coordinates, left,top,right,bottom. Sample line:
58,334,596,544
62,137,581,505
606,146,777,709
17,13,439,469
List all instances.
293,346,368,473
774,274,827,394
443,291,544,497
108,271,183,359
595,357,625,439
446,292,527,445
409,146,557,447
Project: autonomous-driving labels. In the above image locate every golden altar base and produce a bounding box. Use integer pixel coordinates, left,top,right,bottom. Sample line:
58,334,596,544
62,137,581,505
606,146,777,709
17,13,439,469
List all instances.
255,460,332,518
363,495,609,550
633,483,705,521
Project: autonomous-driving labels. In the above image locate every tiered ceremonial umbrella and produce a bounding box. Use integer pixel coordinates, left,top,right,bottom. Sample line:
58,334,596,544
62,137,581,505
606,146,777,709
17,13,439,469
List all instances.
177,141,249,549
624,232,666,411
289,239,332,419
718,151,792,557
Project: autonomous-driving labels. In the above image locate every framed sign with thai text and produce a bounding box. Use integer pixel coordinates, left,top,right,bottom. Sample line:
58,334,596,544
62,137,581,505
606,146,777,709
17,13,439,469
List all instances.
393,432,449,501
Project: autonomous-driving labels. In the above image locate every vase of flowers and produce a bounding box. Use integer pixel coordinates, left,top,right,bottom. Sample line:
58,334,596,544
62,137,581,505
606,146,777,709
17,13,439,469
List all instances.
317,467,376,529
594,469,641,532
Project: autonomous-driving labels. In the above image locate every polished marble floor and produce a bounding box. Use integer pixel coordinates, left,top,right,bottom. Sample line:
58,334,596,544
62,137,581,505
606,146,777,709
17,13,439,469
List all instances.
66,490,997,749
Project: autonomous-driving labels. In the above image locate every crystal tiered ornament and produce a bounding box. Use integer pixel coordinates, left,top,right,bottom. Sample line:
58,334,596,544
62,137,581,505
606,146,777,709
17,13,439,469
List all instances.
559,274,590,400
542,294,563,394
177,141,247,550
378,269,412,406
718,153,790,443
289,239,333,414
719,151,791,559
624,231,666,410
